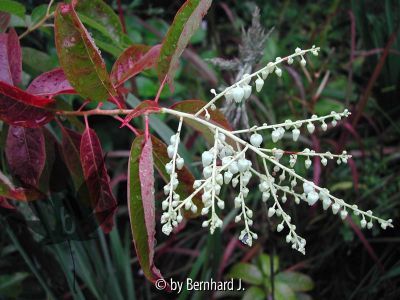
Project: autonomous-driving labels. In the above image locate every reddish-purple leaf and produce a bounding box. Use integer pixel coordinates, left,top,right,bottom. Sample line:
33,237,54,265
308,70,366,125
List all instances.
0,37,12,84
111,44,161,87
5,126,46,187
7,28,21,85
0,28,21,85
61,127,84,190
157,0,212,89
27,68,76,97
80,127,118,233
54,3,117,102
0,81,55,128
0,13,11,33
121,100,160,127
0,170,44,201
0,197,14,209
128,135,167,287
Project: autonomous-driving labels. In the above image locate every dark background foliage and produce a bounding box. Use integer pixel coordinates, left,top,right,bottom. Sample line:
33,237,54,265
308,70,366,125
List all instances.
0,0,399,299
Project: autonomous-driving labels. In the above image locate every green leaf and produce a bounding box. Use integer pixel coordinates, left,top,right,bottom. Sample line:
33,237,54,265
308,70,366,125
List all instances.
0,0,25,18
0,171,13,198
275,282,296,300
275,272,314,292
54,3,117,102
315,98,345,116
243,286,266,300
227,263,263,285
296,292,313,300
151,134,203,218
258,254,279,277
128,135,165,284
0,272,29,298
31,4,54,25
170,100,232,145
75,0,125,45
157,0,212,89
22,47,57,74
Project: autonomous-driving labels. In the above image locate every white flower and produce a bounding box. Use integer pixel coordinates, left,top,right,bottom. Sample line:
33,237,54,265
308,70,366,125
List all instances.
165,162,173,174
332,203,340,214
275,67,282,77
250,133,263,147
272,130,280,143
307,122,315,134
176,157,184,170
292,128,300,141
307,191,319,206
303,181,314,194
201,151,213,167
268,207,276,217
225,90,233,102
167,145,175,159
232,86,244,103
255,78,264,92
243,85,252,99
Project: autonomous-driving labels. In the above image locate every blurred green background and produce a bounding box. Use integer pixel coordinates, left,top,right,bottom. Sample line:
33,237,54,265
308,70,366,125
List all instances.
0,0,399,299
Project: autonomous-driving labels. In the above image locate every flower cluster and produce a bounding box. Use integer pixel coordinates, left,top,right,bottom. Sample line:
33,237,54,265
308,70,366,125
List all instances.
159,46,393,254
160,119,198,236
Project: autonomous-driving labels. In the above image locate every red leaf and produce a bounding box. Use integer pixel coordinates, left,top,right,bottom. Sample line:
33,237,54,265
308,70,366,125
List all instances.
0,13,11,33
111,44,161,87
128,135,167,287
80,127,118,233
0,28,21,85
0,197,14,210
26,68,76,97
61,127,84,190
157,0,212,89
121,100,160,127
1,170,44,201
5,126,46,187
0,81,55,128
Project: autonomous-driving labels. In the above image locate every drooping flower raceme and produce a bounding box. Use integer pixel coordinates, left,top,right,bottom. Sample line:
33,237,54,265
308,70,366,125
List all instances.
159,46,393,254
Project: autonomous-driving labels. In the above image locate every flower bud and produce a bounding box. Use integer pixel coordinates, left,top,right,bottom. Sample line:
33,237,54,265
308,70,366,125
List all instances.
176,157,184,170
255,78,264,92
250,133,263,148
307,122,315,134
202,151,213,167
232,86,244,103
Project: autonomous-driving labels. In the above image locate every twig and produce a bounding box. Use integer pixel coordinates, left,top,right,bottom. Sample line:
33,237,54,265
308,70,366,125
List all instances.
19,0,55,39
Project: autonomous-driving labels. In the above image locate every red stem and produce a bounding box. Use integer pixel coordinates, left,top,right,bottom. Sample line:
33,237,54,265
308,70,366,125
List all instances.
84,115,89,129
117,0,126,33
144,114,150,140
114,115,139,135
154,75,167,103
